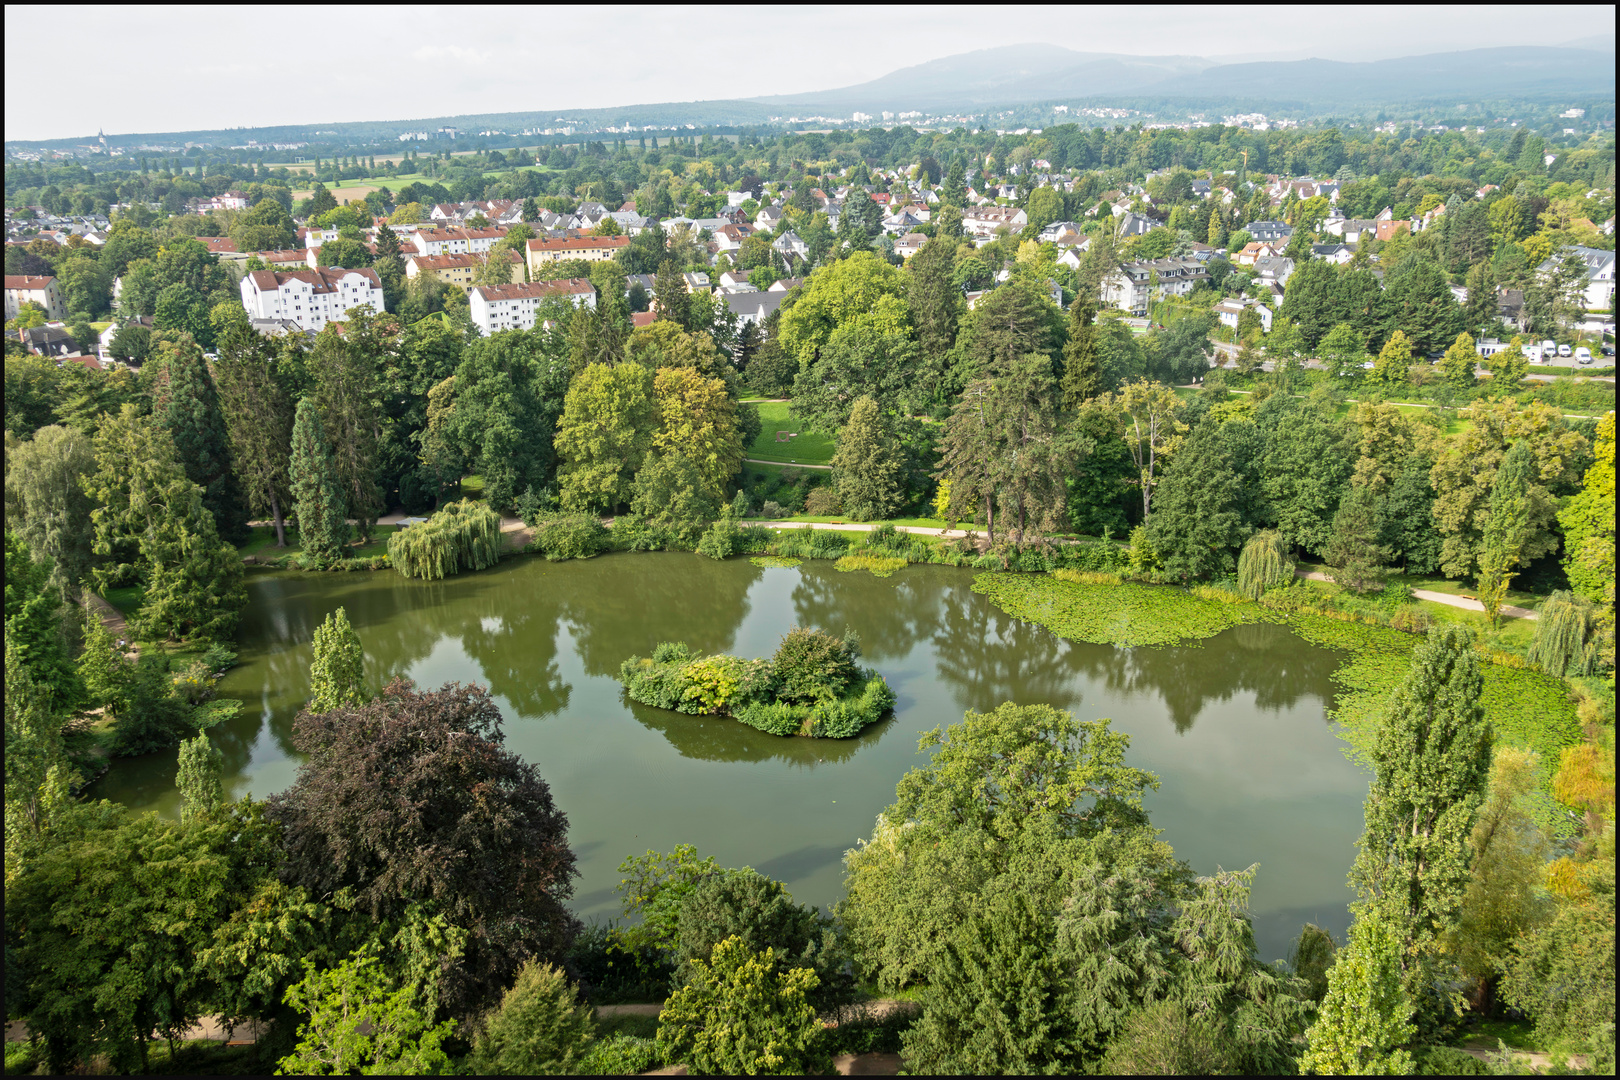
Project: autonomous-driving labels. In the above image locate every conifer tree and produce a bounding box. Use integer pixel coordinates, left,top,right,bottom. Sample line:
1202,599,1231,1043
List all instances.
653,259,690,330
1060,298,1101,409
308,605,366,713
176,732,223,824
831,396,905,521
289,397,348,564
372,222,405,312
1349,624,1491,1015
159,333,249,543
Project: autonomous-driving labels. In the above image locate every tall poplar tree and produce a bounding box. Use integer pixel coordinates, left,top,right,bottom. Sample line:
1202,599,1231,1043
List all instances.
1349,624,1491,1016
214,323,294,546
907,236,961,398
309,319,384,539
159,333,248,543
289,397,347,563
1475,440,1535,626
1060,298,1101,409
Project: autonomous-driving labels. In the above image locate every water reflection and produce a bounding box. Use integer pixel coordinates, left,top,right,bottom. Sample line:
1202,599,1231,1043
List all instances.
628,699,894,767
87,554,1367,965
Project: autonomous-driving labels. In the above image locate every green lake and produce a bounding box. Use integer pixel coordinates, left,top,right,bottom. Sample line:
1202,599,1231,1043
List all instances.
89,553,1370,962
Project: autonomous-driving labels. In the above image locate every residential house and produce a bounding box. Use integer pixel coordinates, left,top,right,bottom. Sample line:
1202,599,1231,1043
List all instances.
894,233,928,260
772,230,808,260
429,204,461,224
469,279,595,334
1244,220,1293,243
682,272,711,294
524,235,630,278
405,251,522,293
1114,211,1156,237
1254,256,1296,289
961,206,1029,239
1100,258,1208,314
96,315,153,363
1234,241,1282,267
1190,179,1212,198
1495,288,1526,331
713,223,754,253
725,290,786,327
768,277,805,293
754,205,784,231
1311,244,1353,265
1213,297,1272,333
239,267,385,332
4,274,67,320
16,323,81,358
1038,221,1084,244
603,210,647,234
1375,219,1411,242
1536,246,1617,312
717,269,755,291
411,226,510,258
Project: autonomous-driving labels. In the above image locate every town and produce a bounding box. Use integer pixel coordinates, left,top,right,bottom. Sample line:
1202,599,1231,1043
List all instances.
4,17,1616,1079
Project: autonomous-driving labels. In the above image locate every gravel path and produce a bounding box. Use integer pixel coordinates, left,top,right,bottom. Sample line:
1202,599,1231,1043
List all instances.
1298,570,1537,620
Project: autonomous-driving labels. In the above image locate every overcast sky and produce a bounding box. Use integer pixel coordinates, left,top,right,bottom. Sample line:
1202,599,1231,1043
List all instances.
5,5,1614,140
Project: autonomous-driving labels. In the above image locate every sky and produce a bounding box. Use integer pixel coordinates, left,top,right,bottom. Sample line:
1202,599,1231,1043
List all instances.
5,5,1615,141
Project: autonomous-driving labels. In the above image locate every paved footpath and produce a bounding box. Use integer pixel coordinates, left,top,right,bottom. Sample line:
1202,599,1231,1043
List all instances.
743,519,973,539
1299,570,1537,620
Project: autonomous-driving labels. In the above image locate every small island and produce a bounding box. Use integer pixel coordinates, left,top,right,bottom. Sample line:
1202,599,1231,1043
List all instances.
618,627,894,738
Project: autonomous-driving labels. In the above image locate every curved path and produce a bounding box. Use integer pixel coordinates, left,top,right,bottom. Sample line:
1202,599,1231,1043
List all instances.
1299,570,1537,620
744,457,832,470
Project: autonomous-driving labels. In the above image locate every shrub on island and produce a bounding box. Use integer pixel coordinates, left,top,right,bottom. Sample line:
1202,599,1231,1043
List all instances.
617,628,894,739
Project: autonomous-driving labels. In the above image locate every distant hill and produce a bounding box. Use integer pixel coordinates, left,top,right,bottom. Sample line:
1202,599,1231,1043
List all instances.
746,43,1612,115
1136,47,1614,107
750,44,1214,113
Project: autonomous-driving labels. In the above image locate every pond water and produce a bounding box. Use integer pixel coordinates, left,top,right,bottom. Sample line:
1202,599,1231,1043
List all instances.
90,553,1370,962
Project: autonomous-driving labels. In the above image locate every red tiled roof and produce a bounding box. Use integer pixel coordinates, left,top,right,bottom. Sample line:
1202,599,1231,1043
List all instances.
524,236,630,253
5,275,57,289
246,266,383,294
196,236,239,253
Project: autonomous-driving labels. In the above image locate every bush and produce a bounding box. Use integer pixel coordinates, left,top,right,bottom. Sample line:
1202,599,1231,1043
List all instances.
1055,568,1122,585
803,485,841,516
388,499,503,579
696,513,742,560
530,513,608,560
607,513,675,552
1390,605,1434,634
469,961,595,1076
566,922,675,1006
771,626,861,704
673,870,853,1012
833,553,907,577
759,500,786,519
1411,1045,1491,1075
824,1007,919,1056
655,937,831,1076
577,1034,661,1076
1099,999,1233,1075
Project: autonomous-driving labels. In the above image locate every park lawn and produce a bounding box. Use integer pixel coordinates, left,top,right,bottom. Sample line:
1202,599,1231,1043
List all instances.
770,514,952,529
100,584,145,618
458,474,487,500
745,401,835,464
1386,569,1543,611
236,523,400,560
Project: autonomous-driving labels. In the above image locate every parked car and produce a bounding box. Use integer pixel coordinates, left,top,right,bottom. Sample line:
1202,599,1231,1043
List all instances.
1542,339,1559,356
1575,347,1593,364
1557,343,1572,357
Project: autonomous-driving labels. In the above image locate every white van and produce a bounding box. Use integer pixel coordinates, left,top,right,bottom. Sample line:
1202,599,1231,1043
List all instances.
1558,343,1573,358
1542,339,1559,356
1575,347,1593,364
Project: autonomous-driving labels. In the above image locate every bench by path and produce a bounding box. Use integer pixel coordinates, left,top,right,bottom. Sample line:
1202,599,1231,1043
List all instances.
1298,570,1537,620
86,592,138,660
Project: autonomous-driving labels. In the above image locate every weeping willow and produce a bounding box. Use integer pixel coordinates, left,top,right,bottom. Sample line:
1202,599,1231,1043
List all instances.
1526,590,1598,677
388,500,504,580
1237,529,1295,600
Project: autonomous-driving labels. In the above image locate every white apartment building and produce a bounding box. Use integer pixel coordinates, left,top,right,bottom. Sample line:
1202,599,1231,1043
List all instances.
470,278,595,334
4,274,67,321
411,226,511,258
1100,258,1208,315
239,267,385,331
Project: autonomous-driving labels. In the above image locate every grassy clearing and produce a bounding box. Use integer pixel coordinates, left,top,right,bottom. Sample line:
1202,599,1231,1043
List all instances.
236,524,399,561
594,1012,661,1041
100,584,145,617
745,401,836,465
